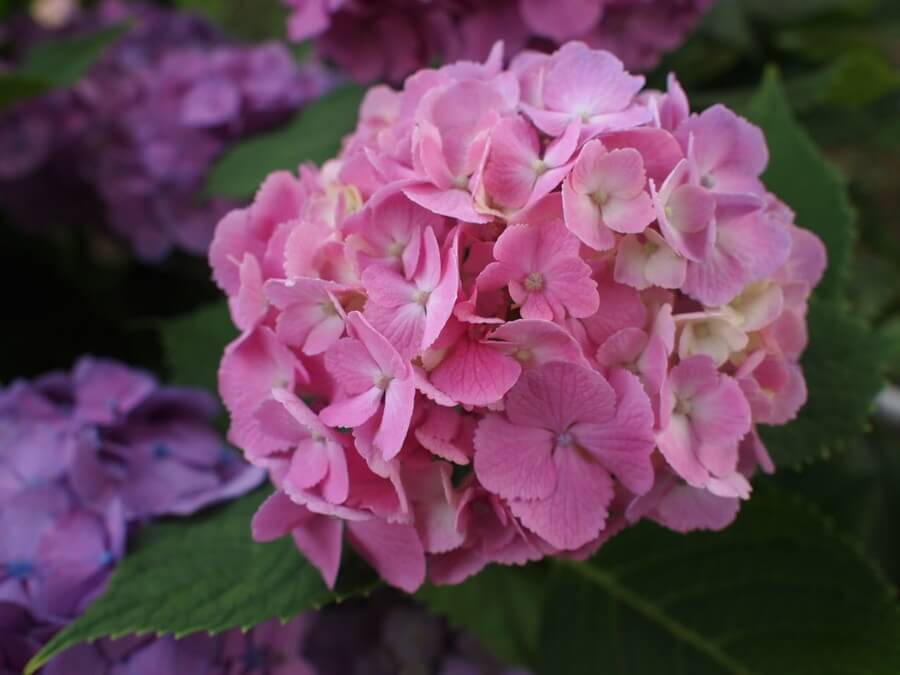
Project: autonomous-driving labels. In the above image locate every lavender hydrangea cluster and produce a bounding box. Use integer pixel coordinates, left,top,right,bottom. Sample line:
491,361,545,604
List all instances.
0,0,333,261
286,0,716,82
31,594,530,675
0,357,263,672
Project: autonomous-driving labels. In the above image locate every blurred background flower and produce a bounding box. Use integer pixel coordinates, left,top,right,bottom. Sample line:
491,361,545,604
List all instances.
0,0,334,261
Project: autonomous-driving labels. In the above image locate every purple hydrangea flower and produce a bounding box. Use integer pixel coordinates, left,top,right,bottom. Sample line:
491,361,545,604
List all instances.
0,356,264,632
0,0,334,261
37,594,533,674
285,0,716,83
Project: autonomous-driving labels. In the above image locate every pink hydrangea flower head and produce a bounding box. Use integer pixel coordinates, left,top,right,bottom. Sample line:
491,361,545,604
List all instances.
209,40,824,590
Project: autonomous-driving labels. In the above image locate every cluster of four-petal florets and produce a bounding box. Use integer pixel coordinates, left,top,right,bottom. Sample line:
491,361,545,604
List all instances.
211,41,826,592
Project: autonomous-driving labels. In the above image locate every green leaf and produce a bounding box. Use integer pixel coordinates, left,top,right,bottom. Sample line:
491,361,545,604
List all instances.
417,563,547,668
18,23,128,89
760,298,886,467
160,301,234,392
26,488,377,674
538,489,900,675
205,85,365,199
743,67,855,297
0,73,49,107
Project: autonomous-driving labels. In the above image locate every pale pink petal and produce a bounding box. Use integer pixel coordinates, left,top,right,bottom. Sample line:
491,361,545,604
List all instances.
286,440,329,491
602,192,655,234
562,179,614,251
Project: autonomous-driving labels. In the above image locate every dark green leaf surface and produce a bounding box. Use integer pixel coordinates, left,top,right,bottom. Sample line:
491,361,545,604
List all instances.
205,85,365,199
744,68,855,298
760,298,887,467
26,488,376,674
538,490,900,675
160,301,234,392
417,563,546,668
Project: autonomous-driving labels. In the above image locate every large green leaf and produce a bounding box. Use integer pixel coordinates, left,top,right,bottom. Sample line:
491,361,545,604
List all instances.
417,563,546,668
160,301,234,392
760,298,887,467
538,490,900,675
205,84,365,199
743,68,855,298
26,488,376,674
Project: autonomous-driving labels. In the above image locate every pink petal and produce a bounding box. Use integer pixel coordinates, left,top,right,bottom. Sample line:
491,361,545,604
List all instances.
473,414,557,500
601,127,683,186
324,337,380,395
562,179,614,251
422,228,460,351
346,519,426,592
362,265,417,307
505,361,615,430
543,44,643,118
656,413,709,488
230,254,267,331
292,513,344,589
403,183,490,223
602,192,655,234
319,387,382,429
431,337,521,406
347,312,410,379
510,446,614,550
373,378,416,460
572,369,655,494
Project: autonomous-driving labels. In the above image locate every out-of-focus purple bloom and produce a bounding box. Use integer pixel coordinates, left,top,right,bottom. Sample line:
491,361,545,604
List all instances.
41,617,317,675
285,0,716,82
38,593,533,674
0,356,264,632
0,0,334,261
